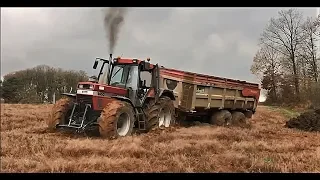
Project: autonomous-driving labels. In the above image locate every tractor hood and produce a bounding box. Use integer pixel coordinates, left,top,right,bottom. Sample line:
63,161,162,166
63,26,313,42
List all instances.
77,82,127,96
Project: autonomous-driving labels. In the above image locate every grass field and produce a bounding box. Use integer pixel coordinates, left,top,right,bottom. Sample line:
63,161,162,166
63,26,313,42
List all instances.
1,103,320,172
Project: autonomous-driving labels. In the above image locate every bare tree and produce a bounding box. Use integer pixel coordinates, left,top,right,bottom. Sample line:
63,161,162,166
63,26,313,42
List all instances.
260,9,304,100
300,16,320,82
251,44,281,102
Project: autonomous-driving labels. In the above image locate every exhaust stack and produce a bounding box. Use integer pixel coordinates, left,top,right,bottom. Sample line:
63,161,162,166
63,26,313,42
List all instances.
106,53,113,84
98,53,113,84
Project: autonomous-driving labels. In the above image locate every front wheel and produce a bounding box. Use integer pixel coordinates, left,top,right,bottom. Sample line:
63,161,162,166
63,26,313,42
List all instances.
98,101,135,139
46,97,74,131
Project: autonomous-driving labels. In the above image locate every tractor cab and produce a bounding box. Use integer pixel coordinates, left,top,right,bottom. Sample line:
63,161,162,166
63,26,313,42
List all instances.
86,54,159,107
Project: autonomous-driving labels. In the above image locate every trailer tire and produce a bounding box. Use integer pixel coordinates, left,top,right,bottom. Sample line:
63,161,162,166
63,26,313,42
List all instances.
47,97,74,131
98,101,135,139
210,110,232,126
244,110,253,118
231,111,247,126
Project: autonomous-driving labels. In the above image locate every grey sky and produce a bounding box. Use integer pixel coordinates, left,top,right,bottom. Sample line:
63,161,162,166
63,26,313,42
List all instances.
1,7,318,100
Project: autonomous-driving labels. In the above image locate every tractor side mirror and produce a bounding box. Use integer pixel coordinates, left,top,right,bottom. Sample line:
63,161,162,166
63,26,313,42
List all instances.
93,60,98,69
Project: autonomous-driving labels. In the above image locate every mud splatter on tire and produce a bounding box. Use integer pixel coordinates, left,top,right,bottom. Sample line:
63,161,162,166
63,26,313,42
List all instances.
46,97,74,131
98,100,135,139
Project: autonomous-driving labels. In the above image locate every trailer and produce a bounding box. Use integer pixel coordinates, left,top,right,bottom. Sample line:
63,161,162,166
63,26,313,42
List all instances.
159,67,261,125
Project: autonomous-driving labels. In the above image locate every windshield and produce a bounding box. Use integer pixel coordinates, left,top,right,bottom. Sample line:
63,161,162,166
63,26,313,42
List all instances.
110,65,138,90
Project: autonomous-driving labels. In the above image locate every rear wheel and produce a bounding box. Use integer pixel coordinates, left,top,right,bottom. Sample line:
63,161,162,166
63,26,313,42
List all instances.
47,97,74,131
210,110,232,126
158,96,175,128
144,96,175,131
98,101,135,139
144,99,161,131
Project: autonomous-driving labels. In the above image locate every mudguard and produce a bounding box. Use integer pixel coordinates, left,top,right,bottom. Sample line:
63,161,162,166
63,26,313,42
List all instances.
111,95,135,109
159,88,175,100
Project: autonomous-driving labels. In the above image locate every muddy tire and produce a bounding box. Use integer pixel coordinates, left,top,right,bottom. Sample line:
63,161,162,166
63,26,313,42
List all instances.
244,110,253,118
231,111,247,126
47,97,74,131
210,110,232,126
144,96,175,131
144,99,161,131
98,101,135,139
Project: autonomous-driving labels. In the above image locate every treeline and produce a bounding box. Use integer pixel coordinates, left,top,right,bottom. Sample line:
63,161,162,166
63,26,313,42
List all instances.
251,9,320,107
0,65,88,104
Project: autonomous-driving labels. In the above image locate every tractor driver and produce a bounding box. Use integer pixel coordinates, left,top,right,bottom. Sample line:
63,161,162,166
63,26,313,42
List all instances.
126,66,138,90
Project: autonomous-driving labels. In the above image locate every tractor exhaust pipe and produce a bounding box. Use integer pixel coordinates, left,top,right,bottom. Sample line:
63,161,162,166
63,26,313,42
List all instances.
106,53,113,84
98,53,113,85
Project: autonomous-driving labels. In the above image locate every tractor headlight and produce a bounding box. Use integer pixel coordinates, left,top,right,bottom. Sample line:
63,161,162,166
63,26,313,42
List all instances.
90,85,94,89
99,86,105,91
79,84,83,89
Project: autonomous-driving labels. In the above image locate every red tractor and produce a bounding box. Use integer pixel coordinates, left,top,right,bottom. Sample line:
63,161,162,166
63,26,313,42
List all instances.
47,54,176,138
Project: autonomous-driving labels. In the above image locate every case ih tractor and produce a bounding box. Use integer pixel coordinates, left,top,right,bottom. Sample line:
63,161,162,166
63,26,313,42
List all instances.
47,54,261,139
47,54,175,138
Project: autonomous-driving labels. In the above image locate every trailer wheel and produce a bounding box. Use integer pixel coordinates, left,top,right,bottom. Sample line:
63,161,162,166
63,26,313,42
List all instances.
244,110,253,118
210,110,232,126
46,97,74,131
98,101,135,139
231,111,247,126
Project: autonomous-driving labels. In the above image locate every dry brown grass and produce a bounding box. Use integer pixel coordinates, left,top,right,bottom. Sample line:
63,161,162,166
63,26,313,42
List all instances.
1,103,320,172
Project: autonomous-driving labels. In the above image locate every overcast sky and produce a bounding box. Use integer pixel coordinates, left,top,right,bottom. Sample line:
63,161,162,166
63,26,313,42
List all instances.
1,7,318,100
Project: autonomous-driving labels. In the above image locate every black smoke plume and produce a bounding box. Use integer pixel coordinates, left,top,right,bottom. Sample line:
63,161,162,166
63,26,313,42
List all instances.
104,7,128,54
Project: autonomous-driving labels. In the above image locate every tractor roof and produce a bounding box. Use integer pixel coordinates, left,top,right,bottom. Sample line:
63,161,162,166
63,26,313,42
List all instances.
114,57,155,68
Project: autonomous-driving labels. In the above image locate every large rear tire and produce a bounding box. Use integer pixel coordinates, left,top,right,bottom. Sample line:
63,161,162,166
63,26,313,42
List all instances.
47,97,74,131
144,99,161,131
158,96,175,128
144,96,175,131
210,110,232,126
98,100,135,139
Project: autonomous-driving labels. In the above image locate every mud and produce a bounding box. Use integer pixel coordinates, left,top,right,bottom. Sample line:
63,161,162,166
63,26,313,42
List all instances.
285,109,320,132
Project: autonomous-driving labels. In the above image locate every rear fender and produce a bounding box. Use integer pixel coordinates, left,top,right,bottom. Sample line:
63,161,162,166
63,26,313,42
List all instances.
142,89,175,106
91,95,135,112
159,89,175,100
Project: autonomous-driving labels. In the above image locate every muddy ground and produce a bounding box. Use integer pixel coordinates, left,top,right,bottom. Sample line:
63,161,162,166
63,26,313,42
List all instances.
1,104,320,172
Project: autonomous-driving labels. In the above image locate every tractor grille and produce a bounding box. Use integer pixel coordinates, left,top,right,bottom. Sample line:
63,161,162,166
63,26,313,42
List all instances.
76,94,92,105
80,84,92,89
98,91,107,96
